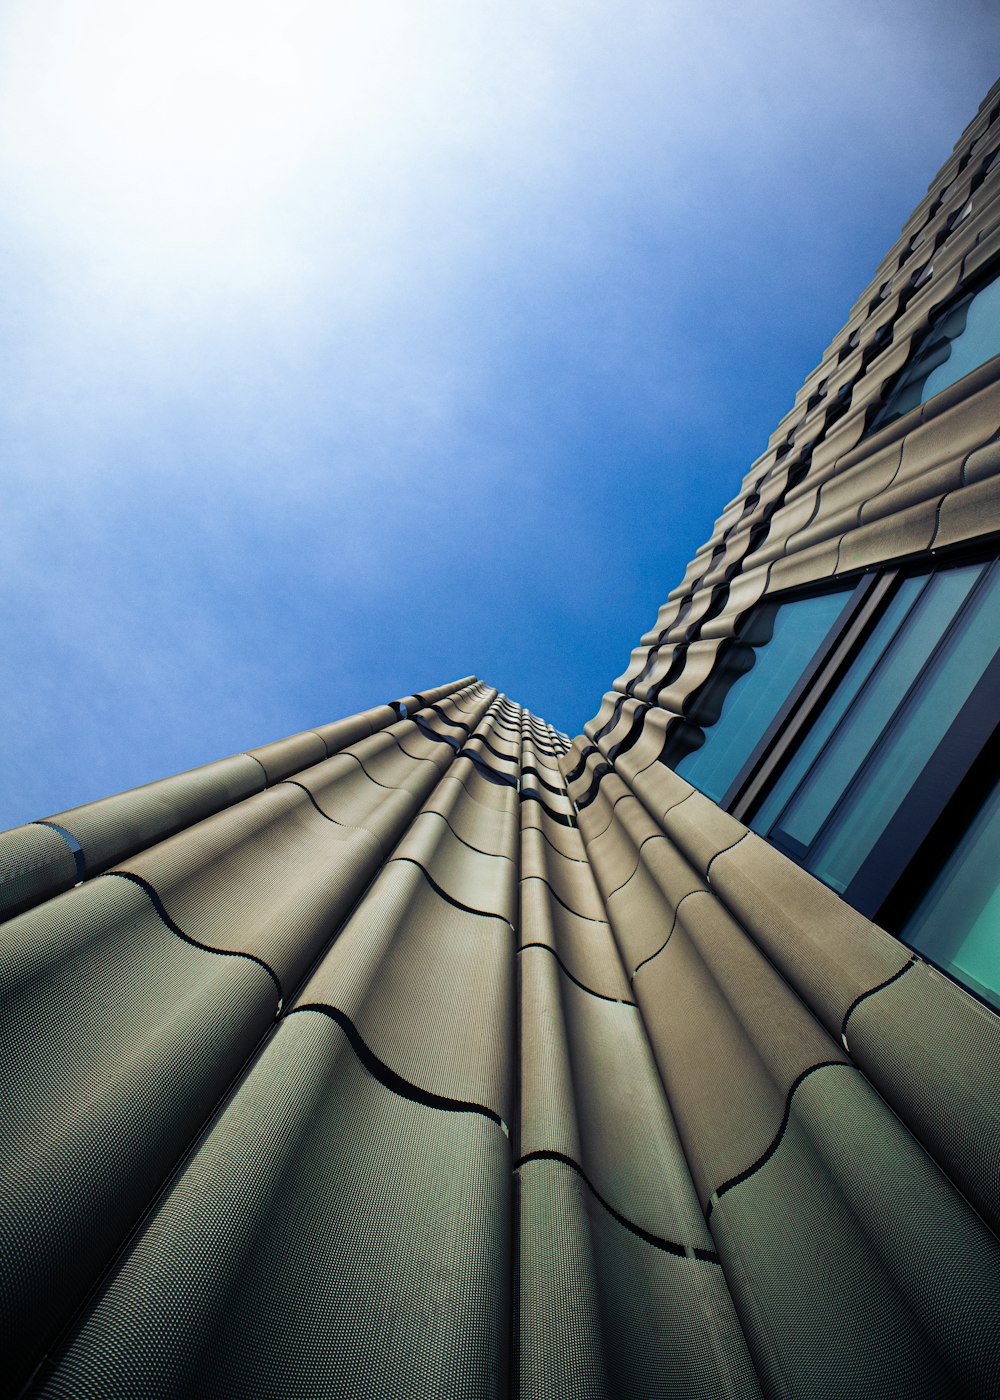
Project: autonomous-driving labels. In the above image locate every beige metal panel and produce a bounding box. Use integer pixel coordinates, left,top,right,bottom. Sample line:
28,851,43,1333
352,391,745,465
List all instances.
961,433,1000,486
0,875,277,1393
604,707,674,787
520,946,713,1248
887,262,965,346
933,473,1000,549
245,730,328,785
410,675,479,706
583,794,660,895
964,215,1000,279
351,724,445,793
517,1159,762,1400
288,751,419,855
311,707,383,756
450,756,520,813
787,438,904,556
710,1064,1000,1398
519,944,584,1165
613,645,656,694
120,783,383,995
606,838,707,974
445,683,498,717
866,367,1000,519
653,640,723,716
628,757,705,832
625,759,692,821
292,859,514,1122
37,1011,510,1400
661,788,746,879
422,774,519,859
633,891,846,1206
391,811,516,924
766,535,843,591
0,822,79,921
392,723,457,774
35,753,266,881
845,958,1000,1237
520,875,632,1003
575,790,619,847
708,829,908,1037
556,962,715,1246
564,748,611,808
836,497,941,575
697,567,770,642
520,826,606,922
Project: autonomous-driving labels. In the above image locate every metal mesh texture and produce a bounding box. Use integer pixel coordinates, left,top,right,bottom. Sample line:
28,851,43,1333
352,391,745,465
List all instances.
517,1159,761,1400
0,876,277,1394
37,1012,510,1400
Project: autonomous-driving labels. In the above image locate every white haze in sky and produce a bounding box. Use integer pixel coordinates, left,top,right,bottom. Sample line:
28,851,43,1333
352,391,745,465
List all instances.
0,0,997,825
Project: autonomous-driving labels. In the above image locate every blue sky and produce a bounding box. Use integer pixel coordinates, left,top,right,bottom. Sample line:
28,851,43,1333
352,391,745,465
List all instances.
1,1,998,828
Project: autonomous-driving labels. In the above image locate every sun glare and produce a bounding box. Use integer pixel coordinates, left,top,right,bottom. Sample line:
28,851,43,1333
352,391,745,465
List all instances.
0,1,447,288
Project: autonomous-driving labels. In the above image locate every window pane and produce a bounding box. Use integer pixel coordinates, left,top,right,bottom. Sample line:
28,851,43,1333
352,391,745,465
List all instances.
903,777,1000,1012
673,590,849,801
869,269,1000,431
921,274,1000,401
761,557,980,873
751,574,925,837
809,562,1000,889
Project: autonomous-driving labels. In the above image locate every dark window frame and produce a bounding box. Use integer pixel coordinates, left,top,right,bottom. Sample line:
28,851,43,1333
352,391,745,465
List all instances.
720,549,1000,956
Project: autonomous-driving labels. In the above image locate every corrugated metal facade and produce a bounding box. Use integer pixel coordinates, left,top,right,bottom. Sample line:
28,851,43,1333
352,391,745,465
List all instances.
2,79,999,1400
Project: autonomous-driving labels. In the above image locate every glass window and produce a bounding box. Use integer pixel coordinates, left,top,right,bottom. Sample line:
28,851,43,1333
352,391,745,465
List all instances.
671,589,850,802
903,775,1000,1013
757,559,1000,893
868,266,1000,432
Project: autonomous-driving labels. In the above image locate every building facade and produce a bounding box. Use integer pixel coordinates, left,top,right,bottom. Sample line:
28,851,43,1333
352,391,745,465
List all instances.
1,79,999,1400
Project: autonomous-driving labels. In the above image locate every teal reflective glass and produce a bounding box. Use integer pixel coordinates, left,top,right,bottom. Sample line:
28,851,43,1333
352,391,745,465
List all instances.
750,574,925,837
766,568,975,858
674,590,849,802
869,269,1000,431
768,560,998,891
903,776,1000,1012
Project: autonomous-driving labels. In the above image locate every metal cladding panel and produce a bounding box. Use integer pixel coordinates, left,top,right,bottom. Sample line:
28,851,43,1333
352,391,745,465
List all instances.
519,826,608,922
521,947,710,1247
245,729,328,784
710,1066,1000,1398
119,783,384,994
422,774,520,856
519,870,631,1003
517,1160,761,1400
391,811,517,924
37,1012,509,1400
633,890,848,1206
707,829,911,1034
292,859,515,1123
311,706,384,755
0,876,277,1394
605,836,707,975
39,752,267,877
845,959,1000,1237
0,821,79,921
288,747,421,842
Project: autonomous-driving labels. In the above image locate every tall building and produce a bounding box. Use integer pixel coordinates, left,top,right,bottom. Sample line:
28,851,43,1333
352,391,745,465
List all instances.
1,78,999,1400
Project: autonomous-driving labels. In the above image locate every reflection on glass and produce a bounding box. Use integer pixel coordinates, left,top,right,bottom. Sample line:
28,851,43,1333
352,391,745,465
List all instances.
674,590,848,802
762,560,999,894
750,575,924,838
766,566,980,866
869,270,1000,432
808,563,998,888
904,777,1000,1012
